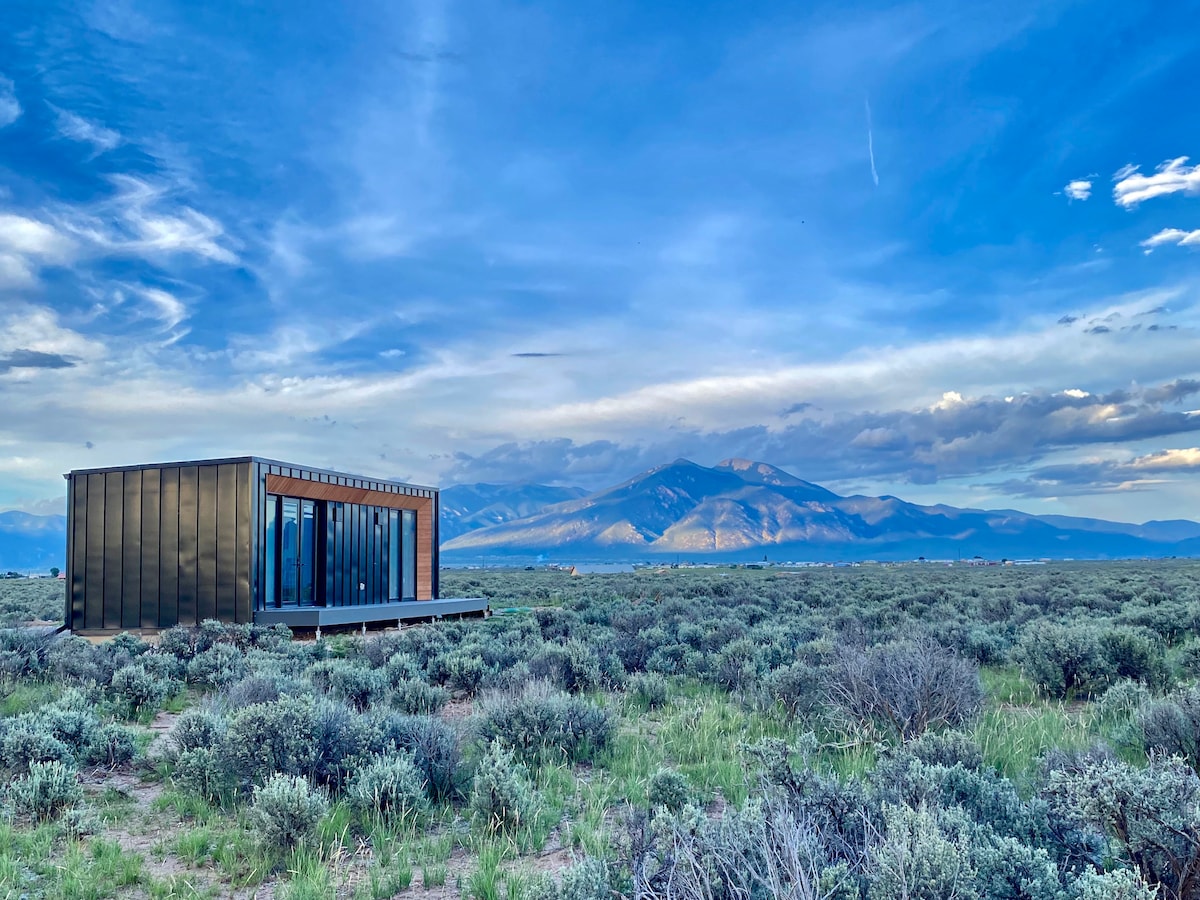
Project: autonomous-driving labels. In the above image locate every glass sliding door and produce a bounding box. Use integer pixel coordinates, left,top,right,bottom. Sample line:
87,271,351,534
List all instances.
401,509,416,600
280,498,299,606
265,495,278,608
388,509,399,600
277,496,317,608
300,500,316,606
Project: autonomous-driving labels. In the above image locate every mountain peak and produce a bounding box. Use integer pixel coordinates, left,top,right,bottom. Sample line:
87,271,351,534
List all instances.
714,458,806,487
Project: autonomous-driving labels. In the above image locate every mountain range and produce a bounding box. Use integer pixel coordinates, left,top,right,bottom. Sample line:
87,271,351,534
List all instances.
4,459,1199,569
0,511,67,572
439,458,1200,562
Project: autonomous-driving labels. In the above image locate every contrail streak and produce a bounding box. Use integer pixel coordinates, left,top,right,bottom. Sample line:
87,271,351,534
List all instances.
865,97,879,186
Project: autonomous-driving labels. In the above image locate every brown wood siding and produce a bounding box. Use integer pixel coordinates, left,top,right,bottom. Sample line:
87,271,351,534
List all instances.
266,475,435,600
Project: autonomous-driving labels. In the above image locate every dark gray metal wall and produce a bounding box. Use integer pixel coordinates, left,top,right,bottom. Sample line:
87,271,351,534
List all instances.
66,460,254,632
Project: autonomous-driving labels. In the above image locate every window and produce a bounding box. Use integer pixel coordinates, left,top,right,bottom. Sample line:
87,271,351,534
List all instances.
402,509,416,600
388,509,399,599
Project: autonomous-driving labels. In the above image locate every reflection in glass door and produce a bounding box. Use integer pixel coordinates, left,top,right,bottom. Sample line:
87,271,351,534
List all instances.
279,497,317,607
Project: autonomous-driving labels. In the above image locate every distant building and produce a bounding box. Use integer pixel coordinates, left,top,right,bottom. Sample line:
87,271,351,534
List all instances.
64,457,485,634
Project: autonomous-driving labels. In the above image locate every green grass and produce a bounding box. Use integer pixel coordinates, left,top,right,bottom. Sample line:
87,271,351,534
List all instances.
973,702,1098,786
981,665,1039,706
0,679,62,716
0,827,147,900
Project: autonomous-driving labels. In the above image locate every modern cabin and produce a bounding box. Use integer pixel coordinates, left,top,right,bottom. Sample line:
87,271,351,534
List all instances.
64,457,486,634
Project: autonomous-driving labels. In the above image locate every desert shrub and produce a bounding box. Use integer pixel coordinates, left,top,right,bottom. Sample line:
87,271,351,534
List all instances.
825,637,983,740
476,682,614,763
220,697,320,788
138,651,186,682
1099,628,1167,688
172,708,224,754
868,803,978,900
110,663,171,713
470,741,536,833
346,753,428,825
443,652,487,696
390,678,449,715
383,652,423,686
308,700,374,790
187,643,249,688
310,660,386,711
46,635,107,683
904,731,984,771
84,723,138,768
1,721,73,773
8,760,84,821
629,673,669,711
1138,686,1200,771
106,632,151,659
1043,754,1200,899
712,637,766,692
173,747,228,802
548,858,611,900
1015,624,1113,699
224,675,282,709
765,662,826,720
528,640,603,694
249,774,329,852
0,628,52,678
158,625,200,660
1071,869,1157,900
647,769,692,813
374,713,463,802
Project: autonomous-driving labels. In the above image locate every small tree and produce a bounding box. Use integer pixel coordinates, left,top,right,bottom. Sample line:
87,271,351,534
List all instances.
49,567,60,578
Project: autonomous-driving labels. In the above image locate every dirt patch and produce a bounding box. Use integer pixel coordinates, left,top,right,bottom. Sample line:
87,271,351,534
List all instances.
146,710,180,760
439,698,474,721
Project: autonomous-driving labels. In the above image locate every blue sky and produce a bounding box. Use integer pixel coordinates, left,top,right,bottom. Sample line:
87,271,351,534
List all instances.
1,0,1199,522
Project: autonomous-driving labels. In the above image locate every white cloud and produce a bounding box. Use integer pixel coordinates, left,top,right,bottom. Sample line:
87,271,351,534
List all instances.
1140,227,1200,253
51,105,121,154
1113,157,1200,208
0,75,19,127
1063,179,1091,201
0,213,77,288
60,176,237,264
1129,447,1200,471
131,286,188,330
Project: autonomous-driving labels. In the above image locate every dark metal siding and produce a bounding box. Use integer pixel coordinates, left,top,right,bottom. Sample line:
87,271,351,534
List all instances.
67,461,253,632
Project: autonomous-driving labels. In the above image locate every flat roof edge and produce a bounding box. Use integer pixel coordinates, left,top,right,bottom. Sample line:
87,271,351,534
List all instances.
63,456,438,492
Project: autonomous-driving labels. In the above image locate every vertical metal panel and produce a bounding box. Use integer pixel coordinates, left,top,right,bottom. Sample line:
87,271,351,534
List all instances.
196,466,218,622
159,468,180,627
177,465,199,626
338,503,348,606
85,473,106,630
121,470,142,629
251,461,263,611
215,464,238,622
367,508,376,604
70,476,87,630
102,472,124,630
235,462,252,623
140,470,161,630
325,503,335,604
432,492,440,599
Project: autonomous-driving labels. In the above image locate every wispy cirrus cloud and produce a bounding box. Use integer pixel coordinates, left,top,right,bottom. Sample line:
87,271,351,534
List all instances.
58,176,237,264
0,74,19,127
1141,228,1200,253
1113,157,1200,208
50,105,121,154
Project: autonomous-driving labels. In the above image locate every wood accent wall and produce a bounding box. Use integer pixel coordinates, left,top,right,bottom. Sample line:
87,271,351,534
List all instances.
265,475,435,600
